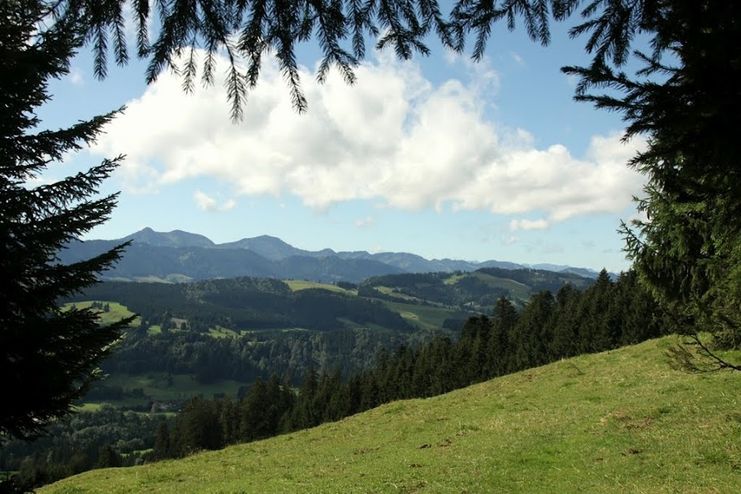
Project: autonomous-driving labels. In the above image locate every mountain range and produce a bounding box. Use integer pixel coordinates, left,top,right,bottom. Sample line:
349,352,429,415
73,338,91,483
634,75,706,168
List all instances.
58,227,603,283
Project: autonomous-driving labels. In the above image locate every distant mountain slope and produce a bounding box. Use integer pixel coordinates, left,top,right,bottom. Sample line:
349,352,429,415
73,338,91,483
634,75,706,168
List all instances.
121,227,215,248
41,337,740,493
218,234,334,260
59,242,277,281
63,227,603,282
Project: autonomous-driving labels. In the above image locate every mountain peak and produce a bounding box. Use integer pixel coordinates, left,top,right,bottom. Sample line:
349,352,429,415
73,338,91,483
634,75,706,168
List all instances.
122,228,215,249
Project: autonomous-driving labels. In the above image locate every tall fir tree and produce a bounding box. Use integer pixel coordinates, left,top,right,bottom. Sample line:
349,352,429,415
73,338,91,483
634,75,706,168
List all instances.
1,0,131,439
563,1,740,369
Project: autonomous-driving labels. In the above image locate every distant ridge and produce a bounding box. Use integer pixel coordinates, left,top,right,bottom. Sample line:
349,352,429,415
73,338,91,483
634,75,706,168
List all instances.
122,227,215,249
60,227,604,283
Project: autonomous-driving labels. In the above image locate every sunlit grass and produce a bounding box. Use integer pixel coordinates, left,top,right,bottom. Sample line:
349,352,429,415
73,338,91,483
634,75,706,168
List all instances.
44,336,740,493
381,300,458,331
285,279,354,294
63,300,141,327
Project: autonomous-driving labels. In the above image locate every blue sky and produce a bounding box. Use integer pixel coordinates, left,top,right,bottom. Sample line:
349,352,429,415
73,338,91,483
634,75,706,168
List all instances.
40,14,647,272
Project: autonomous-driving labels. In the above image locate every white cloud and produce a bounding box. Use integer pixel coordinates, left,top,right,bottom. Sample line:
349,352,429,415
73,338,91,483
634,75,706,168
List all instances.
93,51,646,224
194,190,236,212
510,218,549,231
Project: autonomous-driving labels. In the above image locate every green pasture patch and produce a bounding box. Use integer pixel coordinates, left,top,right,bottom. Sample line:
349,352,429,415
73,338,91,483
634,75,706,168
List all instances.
381,301,459,331
63,301,141,327
207,326,240,338
285,280,353,294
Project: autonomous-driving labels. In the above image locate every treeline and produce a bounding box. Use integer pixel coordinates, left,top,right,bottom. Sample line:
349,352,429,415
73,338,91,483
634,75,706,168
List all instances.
155,270,665,458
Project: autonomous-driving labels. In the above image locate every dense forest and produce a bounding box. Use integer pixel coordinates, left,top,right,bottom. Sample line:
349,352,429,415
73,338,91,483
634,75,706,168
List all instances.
1,269,665,489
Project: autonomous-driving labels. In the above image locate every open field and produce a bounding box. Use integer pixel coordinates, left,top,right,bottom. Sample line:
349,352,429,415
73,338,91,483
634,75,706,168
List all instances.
43,337,740,493
381,300,460,331
63,301,141,327
285,279,355,294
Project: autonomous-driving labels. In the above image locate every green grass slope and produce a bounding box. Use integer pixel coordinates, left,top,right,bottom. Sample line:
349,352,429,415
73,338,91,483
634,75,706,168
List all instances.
42,337,740,493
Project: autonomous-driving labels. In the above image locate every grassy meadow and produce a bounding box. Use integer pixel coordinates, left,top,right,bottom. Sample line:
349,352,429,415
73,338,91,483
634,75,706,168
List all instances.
64,301,141,327
381,300,459,331
285,280,355,294
42,337,740,493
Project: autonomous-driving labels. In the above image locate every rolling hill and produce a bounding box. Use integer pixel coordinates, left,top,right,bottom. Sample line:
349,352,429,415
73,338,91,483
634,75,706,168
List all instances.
40,337,740,493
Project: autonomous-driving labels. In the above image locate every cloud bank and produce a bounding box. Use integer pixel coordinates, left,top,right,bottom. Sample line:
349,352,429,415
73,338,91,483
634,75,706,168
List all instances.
93,52,645,225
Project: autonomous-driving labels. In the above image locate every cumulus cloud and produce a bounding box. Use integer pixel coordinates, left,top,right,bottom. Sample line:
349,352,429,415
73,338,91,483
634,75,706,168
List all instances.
93,51,646,224
194,190,236,212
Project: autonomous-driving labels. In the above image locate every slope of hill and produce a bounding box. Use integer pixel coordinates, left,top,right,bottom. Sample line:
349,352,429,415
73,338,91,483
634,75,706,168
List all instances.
41,337,740,493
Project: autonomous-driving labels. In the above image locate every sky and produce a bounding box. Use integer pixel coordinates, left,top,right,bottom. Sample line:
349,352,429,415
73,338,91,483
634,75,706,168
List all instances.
39,11,649,273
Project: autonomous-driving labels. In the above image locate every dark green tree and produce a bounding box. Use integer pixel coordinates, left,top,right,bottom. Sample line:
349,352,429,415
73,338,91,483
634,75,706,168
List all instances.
488,298,518,375
549,284,581,359
96,444,121,468
562,1,741,369
153,421,172,460
509,291,554,370
0,1,131,440
173,397,224,454
582,269,616,352
288,367,319,429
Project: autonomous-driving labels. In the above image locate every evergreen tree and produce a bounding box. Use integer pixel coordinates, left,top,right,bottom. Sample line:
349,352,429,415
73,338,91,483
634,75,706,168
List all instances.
584,270,615,352
614,271,665,345
563,2,741,369
549,284,581,360
488,299,518,376
1,1,131,439
288,368,319,430
96,445,121,468
174,397,224,454
153,421,171,460
510,291,554,370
